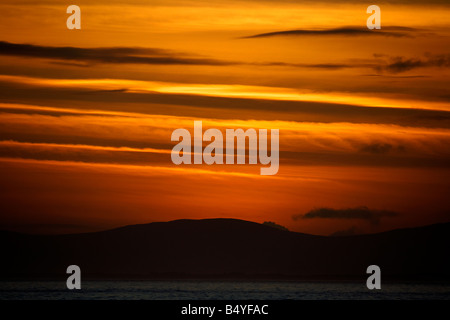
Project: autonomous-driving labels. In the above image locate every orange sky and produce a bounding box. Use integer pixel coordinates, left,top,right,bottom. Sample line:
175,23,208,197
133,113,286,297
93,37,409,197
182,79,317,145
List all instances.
0,0,449,235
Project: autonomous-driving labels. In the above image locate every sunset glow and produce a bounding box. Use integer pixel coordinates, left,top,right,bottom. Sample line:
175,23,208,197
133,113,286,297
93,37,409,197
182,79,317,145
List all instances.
0,0,449,236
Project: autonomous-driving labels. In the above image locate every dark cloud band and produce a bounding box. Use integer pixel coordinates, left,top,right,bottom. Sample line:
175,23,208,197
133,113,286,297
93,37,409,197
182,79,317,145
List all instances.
241,26,419,39
0,41,233,66
293,206,398,225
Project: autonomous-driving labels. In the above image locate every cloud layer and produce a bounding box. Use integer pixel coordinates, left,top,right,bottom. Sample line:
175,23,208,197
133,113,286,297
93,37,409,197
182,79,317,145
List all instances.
0,41,232,66
293,206,398,225
242,26,419,39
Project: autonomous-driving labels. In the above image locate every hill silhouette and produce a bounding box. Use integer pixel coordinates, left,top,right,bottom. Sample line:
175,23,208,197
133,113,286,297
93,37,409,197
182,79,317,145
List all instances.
1,218,449,280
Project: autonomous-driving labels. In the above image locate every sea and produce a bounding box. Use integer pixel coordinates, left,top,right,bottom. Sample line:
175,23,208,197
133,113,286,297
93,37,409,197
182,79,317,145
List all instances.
1,280,449,300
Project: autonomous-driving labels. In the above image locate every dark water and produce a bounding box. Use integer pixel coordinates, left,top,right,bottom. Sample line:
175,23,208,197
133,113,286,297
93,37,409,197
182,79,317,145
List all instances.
1,280,449,300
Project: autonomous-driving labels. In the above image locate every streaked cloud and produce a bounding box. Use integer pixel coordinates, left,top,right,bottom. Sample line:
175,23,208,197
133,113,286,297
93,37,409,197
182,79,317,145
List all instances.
2,41,449,80
2,74,450,113
293,206,398,225
359,143,405,154
0,41,234,66
376,54,450,73
1,102,449,170
241,26,420,39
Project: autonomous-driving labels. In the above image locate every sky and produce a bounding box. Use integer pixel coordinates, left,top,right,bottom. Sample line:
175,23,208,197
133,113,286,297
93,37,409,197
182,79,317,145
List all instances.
0,0,449,235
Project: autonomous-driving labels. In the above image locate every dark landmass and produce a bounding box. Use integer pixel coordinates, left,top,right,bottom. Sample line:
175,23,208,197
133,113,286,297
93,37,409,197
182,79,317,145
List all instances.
1,219,449,281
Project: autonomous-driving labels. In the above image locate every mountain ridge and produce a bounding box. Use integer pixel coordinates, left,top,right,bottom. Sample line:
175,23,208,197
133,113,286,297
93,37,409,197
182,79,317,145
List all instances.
1,218,449,280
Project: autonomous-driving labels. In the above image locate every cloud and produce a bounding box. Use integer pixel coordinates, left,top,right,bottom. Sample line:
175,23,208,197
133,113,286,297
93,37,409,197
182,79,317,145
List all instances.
253,61,363,70
293,206,398,225
0,40,360,70
275,54,450,74
0,40,367,71
360,143,393,154
359,143,406,154
2,41,448,76
377,54,450,73
0,41,234,66
1,78,449,131
241,26,418,39
361,74,429,79
254,54,450,74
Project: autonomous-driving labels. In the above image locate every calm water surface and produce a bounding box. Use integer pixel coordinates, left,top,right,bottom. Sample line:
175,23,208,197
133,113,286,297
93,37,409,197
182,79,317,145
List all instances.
1,280,449,300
